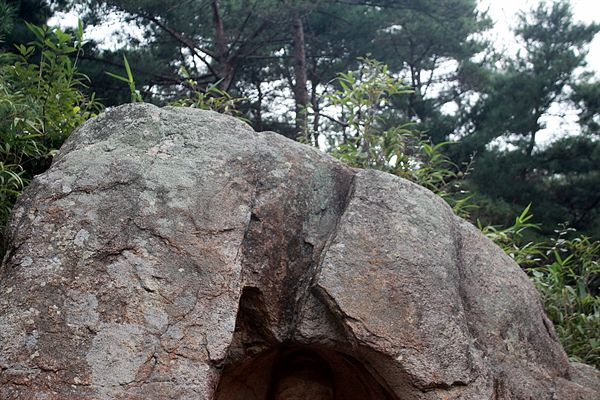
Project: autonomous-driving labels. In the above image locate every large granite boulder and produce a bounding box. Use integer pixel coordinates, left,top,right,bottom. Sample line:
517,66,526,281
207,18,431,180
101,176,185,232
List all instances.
0,104,598,399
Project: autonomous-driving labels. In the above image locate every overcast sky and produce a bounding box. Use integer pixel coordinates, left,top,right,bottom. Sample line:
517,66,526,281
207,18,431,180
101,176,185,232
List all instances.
474,0,600,145
479,0,600,74
51,0,600,74
51,1,599,146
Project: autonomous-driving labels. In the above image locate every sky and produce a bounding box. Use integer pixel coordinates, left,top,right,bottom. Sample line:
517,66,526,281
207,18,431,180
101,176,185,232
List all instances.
50,1,600,146
51,0,600,75
478,0,600,74
476,0,600,146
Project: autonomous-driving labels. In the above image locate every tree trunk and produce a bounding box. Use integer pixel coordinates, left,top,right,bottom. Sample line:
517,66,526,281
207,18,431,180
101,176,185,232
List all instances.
525,110,542,156
292,13,309,141
255,79,263,131
211,0,234,90
526,131,537,157
310,78,320,146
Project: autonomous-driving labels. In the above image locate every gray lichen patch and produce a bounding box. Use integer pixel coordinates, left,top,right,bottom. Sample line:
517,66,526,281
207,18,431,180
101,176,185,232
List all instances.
86,323,158,390
73,229,90,247
65,290,99,329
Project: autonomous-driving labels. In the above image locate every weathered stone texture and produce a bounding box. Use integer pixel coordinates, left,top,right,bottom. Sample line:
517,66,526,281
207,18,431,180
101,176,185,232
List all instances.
0,104,598,399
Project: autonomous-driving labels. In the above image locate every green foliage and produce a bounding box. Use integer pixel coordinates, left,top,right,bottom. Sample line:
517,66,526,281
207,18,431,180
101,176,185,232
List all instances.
461,1,600,237
0,0,14,39
572,79,600,136
324,58,473,217
56,0,490,140
5,21,98,142
0,21,102,245
1,0,52,51
0,160,23,223
106,55,143,103
106,59,248,120
529,232,600,367
369,0,491,142
480,204,545,267
482,209,600,368
169,69,246,119
325,59,411,167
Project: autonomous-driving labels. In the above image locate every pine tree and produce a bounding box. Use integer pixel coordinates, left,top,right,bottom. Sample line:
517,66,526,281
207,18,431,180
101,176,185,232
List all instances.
462,1,600,236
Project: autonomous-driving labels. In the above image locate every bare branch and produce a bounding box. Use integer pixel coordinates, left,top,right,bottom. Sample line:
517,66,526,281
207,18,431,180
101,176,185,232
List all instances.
142,14,219,78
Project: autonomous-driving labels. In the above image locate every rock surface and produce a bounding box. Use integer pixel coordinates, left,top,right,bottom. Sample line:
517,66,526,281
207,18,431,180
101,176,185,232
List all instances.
0,103,598,399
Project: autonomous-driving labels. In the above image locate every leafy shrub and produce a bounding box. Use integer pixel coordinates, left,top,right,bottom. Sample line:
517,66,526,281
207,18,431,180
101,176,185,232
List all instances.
529,232,600,367
0,21,102,250
322,58,473,217
482,212,600,368
479,204,545,267
169,68,246,119
107,61,247,120
106,55,143,103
